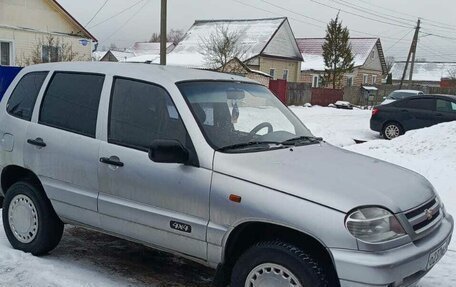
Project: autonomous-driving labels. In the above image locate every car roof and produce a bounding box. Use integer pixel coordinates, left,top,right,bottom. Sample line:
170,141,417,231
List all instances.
392,89,422,94
21,62,257,84
401,94,456,101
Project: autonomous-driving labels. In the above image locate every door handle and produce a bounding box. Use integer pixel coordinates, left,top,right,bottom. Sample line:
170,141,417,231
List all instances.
100,156,124,167
27,138,46,147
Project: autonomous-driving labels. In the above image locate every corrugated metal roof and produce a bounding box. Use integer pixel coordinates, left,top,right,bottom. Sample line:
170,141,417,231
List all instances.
391,62,456,82
296,38,379,71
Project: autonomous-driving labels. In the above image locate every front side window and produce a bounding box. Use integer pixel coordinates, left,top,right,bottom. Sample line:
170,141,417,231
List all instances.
178,81,315,152
39,72,105,137
109,78,189,151
436,99,456,113
7,72,48,121
0,42,12,65
406,98,435,111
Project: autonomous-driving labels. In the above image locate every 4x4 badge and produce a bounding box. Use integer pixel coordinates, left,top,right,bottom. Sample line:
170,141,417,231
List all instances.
170,221,192,233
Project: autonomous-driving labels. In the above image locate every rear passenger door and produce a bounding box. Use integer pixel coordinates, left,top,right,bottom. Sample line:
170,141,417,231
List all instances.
98,77,211,260
402,98,436,130
24,72,106,226
435,99,456,124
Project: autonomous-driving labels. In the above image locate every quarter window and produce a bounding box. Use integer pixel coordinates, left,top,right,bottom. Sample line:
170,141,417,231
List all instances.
39,72,105,137
6,72,48,121
109,78,189,151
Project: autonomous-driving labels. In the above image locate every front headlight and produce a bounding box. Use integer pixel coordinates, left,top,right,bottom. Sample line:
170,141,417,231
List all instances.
345,207,406,243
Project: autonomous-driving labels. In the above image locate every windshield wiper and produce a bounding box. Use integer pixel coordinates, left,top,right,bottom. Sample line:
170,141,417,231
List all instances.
217,141,281,152
280,136,323,146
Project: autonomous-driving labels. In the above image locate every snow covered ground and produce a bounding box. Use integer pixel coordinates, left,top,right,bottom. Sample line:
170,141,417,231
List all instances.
0,106,454,286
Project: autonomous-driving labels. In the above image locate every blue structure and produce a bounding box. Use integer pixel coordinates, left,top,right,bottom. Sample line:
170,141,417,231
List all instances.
0,65,22,102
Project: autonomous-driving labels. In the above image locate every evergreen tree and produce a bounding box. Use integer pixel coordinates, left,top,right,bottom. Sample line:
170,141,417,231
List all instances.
322,15,354,89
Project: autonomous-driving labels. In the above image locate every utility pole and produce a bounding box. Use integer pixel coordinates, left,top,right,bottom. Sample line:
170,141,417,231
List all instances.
400,19,420,88
160,0,167,65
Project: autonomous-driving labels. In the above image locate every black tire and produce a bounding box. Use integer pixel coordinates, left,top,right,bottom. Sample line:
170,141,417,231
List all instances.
231,241,329,287
382,122,403,140
2,181,63,255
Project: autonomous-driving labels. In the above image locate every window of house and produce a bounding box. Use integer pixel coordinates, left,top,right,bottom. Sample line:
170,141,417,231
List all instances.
269,68,275,79
312,75,320,88
371,50,375,59
109,77,189,151
372,75,377,84
346,76,354,87
282,69,289,81
6,72,48,121
41,45,60,63
0,42,12,65
363,74,369,84
39,72,105,137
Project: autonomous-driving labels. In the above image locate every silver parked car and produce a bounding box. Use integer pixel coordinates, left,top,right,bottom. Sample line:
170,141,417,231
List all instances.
0,62,453,287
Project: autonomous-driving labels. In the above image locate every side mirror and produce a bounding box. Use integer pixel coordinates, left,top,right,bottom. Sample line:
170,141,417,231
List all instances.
149,140,189,164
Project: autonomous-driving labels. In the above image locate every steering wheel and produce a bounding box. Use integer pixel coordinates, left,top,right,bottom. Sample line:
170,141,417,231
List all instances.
248,122,273,139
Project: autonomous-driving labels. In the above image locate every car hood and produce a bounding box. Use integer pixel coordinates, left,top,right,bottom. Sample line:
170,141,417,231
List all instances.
213,143,435,213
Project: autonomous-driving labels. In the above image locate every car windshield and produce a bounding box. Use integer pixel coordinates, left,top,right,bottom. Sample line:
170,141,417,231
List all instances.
177,81,317,152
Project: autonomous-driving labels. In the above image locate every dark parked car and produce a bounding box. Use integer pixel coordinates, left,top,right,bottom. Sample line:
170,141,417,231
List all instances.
371,94,456,139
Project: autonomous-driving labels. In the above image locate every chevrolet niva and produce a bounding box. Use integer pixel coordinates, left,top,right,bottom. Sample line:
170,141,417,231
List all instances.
0,62,453,287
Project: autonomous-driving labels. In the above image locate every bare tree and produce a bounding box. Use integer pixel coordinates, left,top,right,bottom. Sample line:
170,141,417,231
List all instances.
20,34,82,66
199,25,247,72
385,56,395,73
448,68,456,80
168,29,185,45
149,32,161,43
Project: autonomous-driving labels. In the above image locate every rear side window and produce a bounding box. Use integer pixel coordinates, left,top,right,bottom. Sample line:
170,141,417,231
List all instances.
6,72,48,121
39,72,105,137
109,77,189,151
406,98,435,111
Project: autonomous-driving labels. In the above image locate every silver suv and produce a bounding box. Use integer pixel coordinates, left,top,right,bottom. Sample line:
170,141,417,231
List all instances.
0,62,453,287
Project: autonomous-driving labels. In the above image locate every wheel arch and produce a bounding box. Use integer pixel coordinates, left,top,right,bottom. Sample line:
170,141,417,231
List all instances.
215,221,340,286
1,165,45,197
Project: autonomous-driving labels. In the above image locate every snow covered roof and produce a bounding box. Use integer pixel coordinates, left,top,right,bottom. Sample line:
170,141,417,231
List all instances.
127,42,174,56
101,50,135,62
297,38,386,72
125,54,159,63
159,17,302,68
391,62,456,82
92,51,107,61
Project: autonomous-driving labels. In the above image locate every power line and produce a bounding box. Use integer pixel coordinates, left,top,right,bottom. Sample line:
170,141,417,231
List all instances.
348,0,456,30
260,0,327,25
309,0,414,29
88,0,146,29
101,0,151,43
85,0,109,28
384,29,414,52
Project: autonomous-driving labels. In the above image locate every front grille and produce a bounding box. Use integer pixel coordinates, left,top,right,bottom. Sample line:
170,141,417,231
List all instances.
404,198,442,234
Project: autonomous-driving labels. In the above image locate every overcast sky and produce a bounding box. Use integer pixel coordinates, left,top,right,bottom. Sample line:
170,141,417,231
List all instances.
58,0,456,62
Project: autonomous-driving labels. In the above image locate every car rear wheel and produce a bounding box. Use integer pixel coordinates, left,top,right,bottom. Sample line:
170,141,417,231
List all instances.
382,122,403,140
2,181,64,255
231,241,329,287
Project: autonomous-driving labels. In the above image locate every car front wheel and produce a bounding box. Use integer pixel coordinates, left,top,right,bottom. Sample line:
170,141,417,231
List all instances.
231,241,329,287
2,181,64,255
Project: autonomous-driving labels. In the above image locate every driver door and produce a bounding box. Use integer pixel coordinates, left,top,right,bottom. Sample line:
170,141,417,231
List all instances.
98,77,212,260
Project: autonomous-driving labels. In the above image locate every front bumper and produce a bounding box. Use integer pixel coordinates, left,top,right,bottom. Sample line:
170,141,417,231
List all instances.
331,214,453,287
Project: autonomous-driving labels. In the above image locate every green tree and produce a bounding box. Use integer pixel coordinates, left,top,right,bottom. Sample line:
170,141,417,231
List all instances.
322,15,354,89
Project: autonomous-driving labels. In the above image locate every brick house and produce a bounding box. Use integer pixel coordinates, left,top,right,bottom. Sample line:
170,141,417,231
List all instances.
160,17,303,82
0,0,97,66
296,38,387,87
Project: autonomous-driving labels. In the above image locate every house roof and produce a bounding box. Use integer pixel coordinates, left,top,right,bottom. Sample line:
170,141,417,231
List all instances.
296,38,386,72
391,62,456,82
50,0,97,41
159,17,300,68
101,50,135,62
225,57,272,77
